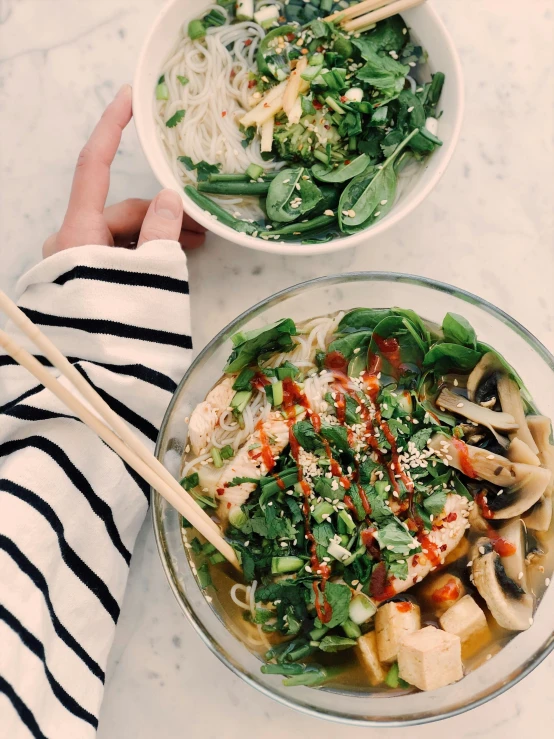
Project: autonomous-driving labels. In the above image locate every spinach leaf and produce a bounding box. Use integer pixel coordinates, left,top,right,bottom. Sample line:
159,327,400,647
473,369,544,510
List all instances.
339,129,418,232
225,318,298,373
423,490,447,515
232,367,256,391
442,313,477,349
312,154,371,183
369,315,426,375
328,330,373,359
266,167,323,223
324,582,352,628
338,308,392,333
423,343,482,375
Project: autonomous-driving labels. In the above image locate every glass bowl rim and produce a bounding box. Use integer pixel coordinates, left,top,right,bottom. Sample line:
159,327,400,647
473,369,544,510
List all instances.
152,271,554,726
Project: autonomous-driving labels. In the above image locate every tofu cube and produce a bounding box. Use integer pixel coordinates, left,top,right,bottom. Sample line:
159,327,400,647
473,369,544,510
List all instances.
356,631,385,686
398,626,463,691
375,601,421,664
439,595,488,643
420,573,466,614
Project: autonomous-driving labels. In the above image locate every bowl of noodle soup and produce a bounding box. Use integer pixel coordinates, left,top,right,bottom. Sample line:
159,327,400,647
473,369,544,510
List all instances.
153,273,554,724
134,1,463,254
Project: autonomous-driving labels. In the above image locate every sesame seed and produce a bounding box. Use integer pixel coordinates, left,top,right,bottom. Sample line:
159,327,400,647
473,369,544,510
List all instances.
456,402,464,408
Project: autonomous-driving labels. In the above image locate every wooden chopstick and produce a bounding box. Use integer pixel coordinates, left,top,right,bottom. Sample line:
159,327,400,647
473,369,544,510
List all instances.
0,291,220,536
0,294,240,570
326,0,397,23
340,0,426,32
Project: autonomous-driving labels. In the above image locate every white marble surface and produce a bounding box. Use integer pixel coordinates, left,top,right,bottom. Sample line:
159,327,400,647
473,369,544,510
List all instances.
1,0,553,736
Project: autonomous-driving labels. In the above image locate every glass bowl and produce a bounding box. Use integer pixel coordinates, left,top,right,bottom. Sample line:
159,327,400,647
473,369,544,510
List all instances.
152,273,554,726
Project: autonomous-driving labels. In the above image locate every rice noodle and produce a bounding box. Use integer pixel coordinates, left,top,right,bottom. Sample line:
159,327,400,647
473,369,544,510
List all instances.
155,6,283,220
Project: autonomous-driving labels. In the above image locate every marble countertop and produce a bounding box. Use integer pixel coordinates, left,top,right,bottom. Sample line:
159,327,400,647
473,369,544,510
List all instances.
1,0,553,736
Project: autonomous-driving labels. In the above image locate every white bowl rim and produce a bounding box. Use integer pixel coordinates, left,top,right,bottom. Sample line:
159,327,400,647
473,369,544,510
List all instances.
133,0,465,256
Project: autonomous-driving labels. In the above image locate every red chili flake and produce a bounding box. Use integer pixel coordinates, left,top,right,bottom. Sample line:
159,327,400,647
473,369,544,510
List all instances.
286,32,295,41
313,100,323,110
216,488,225,496
221,111,227,117
317,46,324,53
340,96,348,103
440,544,447,552
443,512,457,523
324,124,330,130
244,39,252,47
230,69,236,80
344,160,351,165
248,79,256,88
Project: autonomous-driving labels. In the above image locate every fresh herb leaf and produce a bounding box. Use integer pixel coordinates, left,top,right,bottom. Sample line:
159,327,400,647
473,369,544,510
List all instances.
313,522,334,560
166,109,186,127
227,476,259,486
410,428,434,451
324,582,352,628
293,420,320,452
197,561,212,589
375,521,420,555
318,635,357,652
423,490,447,515
320,424,350,453
180,472,199,491
177,75,189,86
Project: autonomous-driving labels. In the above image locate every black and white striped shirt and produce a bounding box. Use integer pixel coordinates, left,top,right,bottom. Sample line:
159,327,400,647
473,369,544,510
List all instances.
0,240,192,738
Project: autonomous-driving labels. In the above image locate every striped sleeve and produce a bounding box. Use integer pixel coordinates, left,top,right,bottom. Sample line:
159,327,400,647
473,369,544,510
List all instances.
0,240,192,738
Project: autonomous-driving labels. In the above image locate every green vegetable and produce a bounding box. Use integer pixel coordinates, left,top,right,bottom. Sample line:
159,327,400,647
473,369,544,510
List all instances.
385,661,400,688
349,593,377,624
225,318,298,373
165,109,185,127
197,181,270,196
423,490,447,515
177,75,189,86
156,76,169,100
179,157,221,180
233,367,256,391
312,154,371,184
229,506,248,529
341,619,362,639
442,313,477,349
271,556,305,574
312,501,335,524
423,343,482,374
338,509,356,533
188,20,206,40
256,25,297,80
375,521,419,556
180,472,199,491
245,163,264,180
203,9,225,27
230,390,253,413
260,214,336,238
338,128,418,232
197,561,212,589
324,582,352,628
318,635,357,652
210,447,223,468
266,167,323,223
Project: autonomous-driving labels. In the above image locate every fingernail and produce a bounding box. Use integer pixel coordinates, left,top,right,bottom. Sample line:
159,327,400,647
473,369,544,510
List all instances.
154,189,183,220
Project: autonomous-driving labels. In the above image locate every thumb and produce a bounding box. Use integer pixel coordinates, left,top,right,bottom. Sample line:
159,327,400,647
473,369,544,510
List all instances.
137,189,183,247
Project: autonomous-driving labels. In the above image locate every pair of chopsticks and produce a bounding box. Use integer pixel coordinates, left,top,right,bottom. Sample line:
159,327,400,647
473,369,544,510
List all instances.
0,290,240,571
327,0,426,32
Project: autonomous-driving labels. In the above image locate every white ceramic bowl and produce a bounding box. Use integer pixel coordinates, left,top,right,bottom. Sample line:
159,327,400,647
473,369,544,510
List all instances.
134,0,464,255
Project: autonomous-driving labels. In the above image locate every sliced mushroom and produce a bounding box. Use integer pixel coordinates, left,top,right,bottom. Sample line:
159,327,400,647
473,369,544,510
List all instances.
467,353,503,402
527,416,554,496
436,387,518,432
467,500,490,534
522,495,553,532
495,519,527,590
507,438,541,466
472,538,533,631
497,375,539,455
428,434,552,518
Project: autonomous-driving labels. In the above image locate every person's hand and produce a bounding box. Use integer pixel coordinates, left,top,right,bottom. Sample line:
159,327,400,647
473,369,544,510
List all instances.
43,85,205,258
